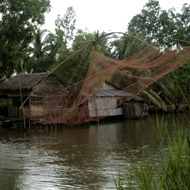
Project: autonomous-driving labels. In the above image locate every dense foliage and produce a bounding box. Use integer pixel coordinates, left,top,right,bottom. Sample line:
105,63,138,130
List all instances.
0,0,51,79
0,0,190,106
111,0,190,59
109,0,190,107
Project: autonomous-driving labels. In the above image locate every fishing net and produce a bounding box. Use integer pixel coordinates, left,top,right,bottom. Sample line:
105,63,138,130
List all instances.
23,45,190,125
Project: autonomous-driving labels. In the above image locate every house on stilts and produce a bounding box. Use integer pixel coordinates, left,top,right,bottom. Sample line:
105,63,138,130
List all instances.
0,72,148,127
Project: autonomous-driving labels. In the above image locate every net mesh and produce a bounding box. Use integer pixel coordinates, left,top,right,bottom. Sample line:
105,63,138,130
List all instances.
23,46,190,125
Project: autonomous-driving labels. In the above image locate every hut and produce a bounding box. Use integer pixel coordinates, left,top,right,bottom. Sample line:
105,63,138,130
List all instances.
0,73,149,125
88,82,124,117
0,72,64,119
88,82,148,119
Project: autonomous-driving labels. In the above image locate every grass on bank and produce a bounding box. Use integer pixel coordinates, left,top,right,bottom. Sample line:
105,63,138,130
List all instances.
115,119,190,190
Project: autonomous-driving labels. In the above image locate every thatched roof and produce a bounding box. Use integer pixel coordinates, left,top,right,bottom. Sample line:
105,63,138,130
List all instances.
0,72,48,91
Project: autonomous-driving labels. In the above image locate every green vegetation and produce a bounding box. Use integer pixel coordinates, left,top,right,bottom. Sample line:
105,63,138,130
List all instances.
115,119,190,190
0,0,51,79
109,0,190,109
0,0,190,107
0,98,12,106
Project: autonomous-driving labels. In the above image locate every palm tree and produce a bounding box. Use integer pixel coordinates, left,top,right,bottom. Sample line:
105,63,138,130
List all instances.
25,29,56,73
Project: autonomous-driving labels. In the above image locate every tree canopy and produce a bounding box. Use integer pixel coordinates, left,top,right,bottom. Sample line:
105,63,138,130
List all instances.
0,0,51,79
128,0,190,48
0,0,190,107
107,0,190,107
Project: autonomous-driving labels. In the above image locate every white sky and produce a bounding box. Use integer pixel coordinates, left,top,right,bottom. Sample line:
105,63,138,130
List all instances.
43,0,189,33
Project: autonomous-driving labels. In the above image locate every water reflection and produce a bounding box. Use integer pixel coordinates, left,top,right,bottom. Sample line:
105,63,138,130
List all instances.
0,114,189,190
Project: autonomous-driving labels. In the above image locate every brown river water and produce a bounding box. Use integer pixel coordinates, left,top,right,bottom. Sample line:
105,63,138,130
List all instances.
0,114,189,190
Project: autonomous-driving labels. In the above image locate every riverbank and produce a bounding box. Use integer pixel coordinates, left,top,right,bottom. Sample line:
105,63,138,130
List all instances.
115,115,190,190
149,103,189,113
0,103,189,130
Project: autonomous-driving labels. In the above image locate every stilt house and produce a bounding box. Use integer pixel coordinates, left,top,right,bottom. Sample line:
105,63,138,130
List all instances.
0,72,148,123
0,73,64,119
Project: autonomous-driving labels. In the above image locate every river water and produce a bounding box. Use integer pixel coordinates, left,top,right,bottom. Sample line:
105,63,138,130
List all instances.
0,114,189,190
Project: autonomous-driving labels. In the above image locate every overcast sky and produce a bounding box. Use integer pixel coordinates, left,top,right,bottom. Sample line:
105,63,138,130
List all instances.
43,0,189,33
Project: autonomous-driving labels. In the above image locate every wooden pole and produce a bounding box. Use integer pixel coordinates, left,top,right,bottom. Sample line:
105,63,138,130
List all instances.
18,75,26,129
28,97,31,132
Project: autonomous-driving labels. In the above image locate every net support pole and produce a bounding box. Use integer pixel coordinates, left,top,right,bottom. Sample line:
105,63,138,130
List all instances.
18,75,26,129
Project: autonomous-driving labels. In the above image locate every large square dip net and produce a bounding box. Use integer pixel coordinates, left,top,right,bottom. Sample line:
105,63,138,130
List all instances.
23,34,190,125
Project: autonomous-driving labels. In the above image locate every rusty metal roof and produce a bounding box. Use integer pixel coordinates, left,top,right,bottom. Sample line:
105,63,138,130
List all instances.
96,89,144,101
96,89,129,97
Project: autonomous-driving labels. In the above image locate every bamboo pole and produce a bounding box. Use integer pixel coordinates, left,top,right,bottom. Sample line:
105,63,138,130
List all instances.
18,74,26,129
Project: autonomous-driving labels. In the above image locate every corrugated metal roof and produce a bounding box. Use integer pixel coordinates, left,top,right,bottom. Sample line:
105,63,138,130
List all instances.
96,89,129,97
96,89,144,101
